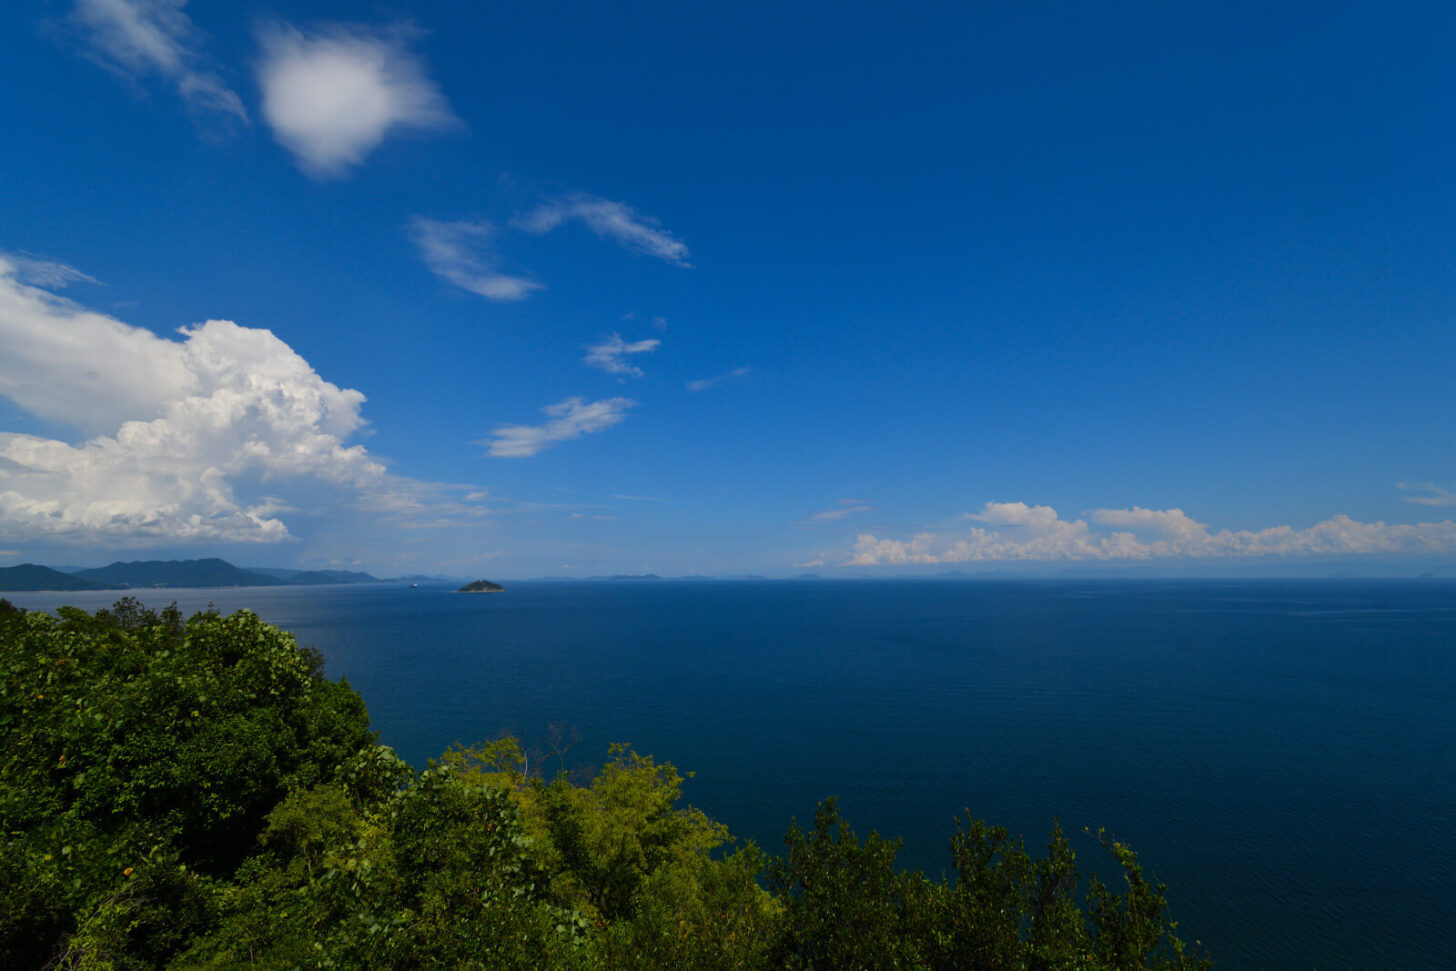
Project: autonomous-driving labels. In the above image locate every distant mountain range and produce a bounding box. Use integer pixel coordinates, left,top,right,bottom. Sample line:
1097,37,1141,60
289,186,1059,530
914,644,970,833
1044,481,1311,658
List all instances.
0,565,111,592
0,558,387,593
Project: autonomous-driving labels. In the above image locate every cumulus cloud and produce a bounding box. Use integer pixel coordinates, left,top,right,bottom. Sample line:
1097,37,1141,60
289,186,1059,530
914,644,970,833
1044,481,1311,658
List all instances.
0,255,196,435
584,334,660,377
256,21,458,177
485,397,634,458
848,501,1456,565
69,0,247,127
686,367,751,392
0,255,440,545
1397,481,1456,507
514,195,691,266
408,218,541,301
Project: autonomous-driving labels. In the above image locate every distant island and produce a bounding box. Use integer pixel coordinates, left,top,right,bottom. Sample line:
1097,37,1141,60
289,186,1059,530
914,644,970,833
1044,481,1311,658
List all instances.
457,579,504,593
0,558,387,592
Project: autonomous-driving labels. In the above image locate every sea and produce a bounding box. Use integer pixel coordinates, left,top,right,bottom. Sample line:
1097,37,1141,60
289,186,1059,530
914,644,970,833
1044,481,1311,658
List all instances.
8,578,1453,969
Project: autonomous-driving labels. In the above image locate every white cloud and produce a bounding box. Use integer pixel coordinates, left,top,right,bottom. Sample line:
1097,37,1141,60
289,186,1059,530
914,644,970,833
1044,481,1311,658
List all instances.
514,195,691,266
686,367,751,392
415,195,685,301
795,558,826,568
408,218,541,301
485,397,634,458
807,499,874,522
1398,481,1456,507
69,0,247,127
0,255,457,545
0,254,196,435
612,494,663,502
256,21,458,177
4,254,102,290
967,500,1063,528
848,500,1456,565
584,334,661,377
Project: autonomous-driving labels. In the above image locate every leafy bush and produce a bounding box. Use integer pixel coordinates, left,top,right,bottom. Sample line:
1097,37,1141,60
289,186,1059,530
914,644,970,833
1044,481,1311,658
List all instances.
1,600,380,968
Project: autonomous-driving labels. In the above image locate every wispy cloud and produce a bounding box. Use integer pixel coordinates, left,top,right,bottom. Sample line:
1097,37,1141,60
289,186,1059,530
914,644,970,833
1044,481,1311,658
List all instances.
1397,481,1456,507
804,499,874,523
415,196,684,302
584,334,660,377
848,500,1456,565
68,0,247,129
408,218,541,301
612,494,664,502
514,195,691,266
255,21,459,177
2,253,101,290
485,397,635,458
686,367,751,392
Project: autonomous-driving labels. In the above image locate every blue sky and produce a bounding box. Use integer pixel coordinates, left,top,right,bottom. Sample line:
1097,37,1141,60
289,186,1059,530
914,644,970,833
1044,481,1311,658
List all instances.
2,0,1455,577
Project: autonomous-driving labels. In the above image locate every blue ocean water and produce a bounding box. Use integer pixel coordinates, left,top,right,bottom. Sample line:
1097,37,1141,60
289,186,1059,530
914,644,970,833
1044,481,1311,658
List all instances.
10,579,1454,969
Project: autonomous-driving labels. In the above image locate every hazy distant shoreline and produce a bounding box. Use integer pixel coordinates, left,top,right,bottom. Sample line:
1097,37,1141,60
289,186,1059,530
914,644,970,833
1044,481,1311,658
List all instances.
4,557,1453,594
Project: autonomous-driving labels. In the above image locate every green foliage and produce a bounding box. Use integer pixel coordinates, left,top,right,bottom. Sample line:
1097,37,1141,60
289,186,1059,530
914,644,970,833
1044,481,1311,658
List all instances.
439,737,779,969
766,802,1211,971
177,766,595,970
536,744,729,922
1,601,381,968
767,797,929,970
2,601,1211,970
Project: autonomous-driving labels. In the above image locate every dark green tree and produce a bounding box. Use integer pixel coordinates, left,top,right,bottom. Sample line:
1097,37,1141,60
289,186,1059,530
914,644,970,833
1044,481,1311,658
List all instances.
767,797,931,970
0,603,382,968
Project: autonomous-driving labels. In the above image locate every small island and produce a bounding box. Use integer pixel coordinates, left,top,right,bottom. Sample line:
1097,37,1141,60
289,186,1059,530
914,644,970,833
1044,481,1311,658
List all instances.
457,579,504,593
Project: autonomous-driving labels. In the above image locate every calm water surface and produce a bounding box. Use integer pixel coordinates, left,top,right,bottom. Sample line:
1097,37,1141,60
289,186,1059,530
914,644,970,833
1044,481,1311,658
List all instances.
12,579,1454,969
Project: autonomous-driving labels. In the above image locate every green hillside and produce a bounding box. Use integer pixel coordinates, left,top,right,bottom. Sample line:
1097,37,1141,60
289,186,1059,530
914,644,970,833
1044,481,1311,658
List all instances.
0,564,109,592
72,558,279,588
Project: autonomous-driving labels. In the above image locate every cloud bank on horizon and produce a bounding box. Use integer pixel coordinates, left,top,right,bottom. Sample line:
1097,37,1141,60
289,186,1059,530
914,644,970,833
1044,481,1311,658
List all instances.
848,501,1456,566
